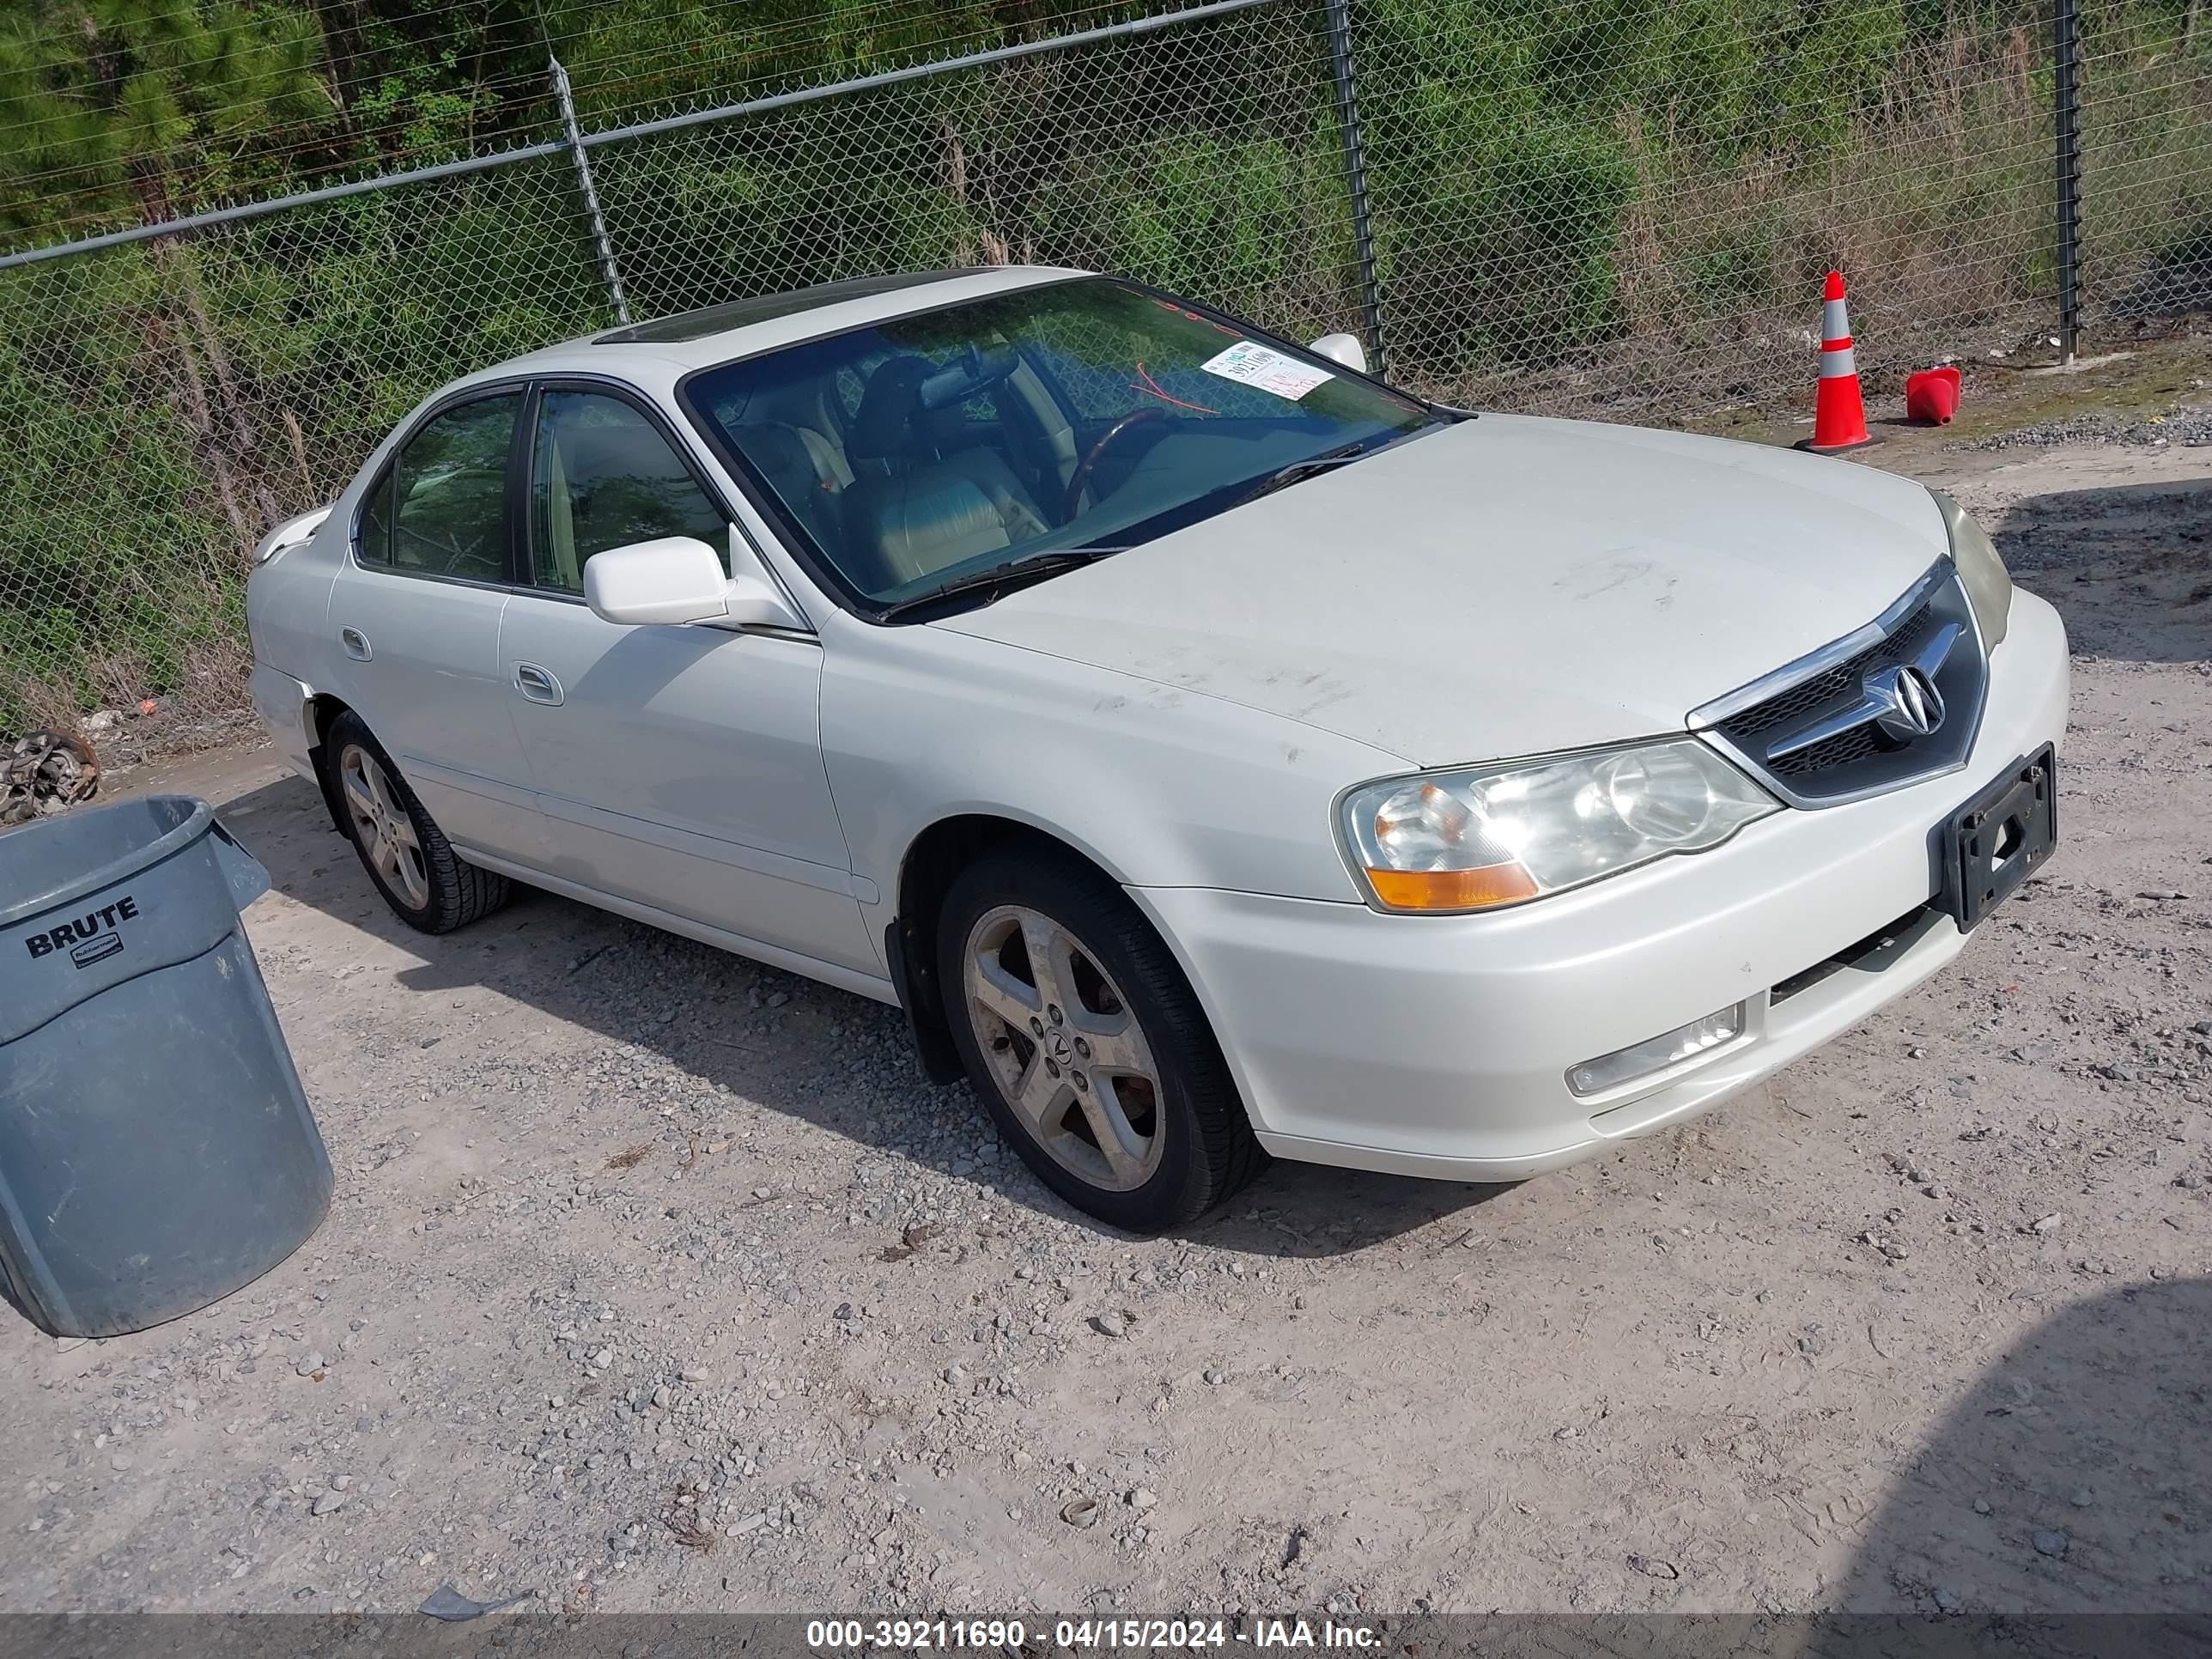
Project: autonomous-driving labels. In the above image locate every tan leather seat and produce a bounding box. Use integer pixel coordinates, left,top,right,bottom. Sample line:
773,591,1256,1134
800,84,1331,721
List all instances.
732,422,846,559
744,380,854,492
840,356,1050,591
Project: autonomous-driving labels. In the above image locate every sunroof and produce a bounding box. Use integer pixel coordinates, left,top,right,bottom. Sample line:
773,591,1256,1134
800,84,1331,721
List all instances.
593,270,979,344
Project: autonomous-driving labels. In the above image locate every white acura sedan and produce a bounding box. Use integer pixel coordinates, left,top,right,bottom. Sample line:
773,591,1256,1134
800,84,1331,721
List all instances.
248,265,2067,1231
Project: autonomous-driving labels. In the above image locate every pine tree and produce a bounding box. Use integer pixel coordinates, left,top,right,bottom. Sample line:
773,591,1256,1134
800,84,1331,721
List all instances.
0,1,335,242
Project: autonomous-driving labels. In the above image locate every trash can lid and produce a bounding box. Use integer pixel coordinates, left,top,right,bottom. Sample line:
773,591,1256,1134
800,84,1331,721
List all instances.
0,794,215,927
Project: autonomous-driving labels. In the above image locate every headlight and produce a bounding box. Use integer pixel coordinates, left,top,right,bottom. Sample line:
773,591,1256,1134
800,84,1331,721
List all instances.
1930,488,2011,647
1340,739,1779,914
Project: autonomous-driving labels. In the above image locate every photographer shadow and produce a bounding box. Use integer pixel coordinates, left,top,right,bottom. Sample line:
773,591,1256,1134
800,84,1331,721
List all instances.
1838,1275,2212,1619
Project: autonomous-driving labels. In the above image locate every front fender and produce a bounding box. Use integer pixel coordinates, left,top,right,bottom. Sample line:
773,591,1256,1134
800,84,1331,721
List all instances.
818,620,1404,930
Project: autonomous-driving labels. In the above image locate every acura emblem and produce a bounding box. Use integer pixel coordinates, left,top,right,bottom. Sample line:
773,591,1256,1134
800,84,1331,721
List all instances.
1868,663,1946,741
1758,618,1966,768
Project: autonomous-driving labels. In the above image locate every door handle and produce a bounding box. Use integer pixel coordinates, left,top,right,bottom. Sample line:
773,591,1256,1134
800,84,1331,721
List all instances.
339,626,372,661
513,662,564,706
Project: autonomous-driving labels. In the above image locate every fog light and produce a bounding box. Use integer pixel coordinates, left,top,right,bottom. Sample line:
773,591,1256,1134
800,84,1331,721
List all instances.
1567,1002,1747,1097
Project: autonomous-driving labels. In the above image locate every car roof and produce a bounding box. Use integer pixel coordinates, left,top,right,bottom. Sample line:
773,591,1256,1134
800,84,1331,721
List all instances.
592,270,980,343
472,264,1091,389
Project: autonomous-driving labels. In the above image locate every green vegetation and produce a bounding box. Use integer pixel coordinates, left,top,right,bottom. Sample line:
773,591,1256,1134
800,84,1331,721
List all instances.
0,0,2208,731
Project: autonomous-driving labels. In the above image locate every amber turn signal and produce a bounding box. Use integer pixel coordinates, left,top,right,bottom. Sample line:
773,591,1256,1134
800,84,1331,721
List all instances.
1364,863,1540,912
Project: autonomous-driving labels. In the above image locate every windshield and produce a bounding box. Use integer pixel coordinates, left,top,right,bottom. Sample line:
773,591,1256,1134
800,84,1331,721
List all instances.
680,276,1439,613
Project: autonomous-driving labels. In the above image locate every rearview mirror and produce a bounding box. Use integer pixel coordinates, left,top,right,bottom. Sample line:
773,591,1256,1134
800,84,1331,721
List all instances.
1308,332,1368,374
583,537,731,627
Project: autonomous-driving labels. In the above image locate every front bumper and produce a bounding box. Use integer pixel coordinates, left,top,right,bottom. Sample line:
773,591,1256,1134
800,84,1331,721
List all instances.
1131,588,2070,1182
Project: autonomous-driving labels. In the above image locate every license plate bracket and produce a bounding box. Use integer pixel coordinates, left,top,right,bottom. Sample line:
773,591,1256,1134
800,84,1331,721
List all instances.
1941,744,2057,932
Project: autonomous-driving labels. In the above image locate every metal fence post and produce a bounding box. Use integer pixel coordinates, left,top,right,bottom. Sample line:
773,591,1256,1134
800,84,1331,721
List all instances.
551,56,631,327
1322,0,1387,375
2053,0,2081,362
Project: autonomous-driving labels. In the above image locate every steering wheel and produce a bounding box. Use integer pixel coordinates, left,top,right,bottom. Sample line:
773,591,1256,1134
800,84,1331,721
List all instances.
1065,406,1169,520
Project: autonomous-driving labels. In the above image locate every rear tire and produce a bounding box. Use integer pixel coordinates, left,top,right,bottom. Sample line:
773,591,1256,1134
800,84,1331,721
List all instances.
937,848,1263,1232
325,711,508,935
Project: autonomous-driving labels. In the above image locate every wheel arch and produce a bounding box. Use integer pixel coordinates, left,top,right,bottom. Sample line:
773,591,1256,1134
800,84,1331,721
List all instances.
306,692,355,834
888,811,1133,1086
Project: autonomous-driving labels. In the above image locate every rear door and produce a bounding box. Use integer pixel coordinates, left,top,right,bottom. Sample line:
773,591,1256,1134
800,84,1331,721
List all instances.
326,388,546,863
495,381,874,973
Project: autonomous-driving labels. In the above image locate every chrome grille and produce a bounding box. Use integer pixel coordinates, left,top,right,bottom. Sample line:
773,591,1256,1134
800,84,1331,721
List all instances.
1692,563,1988,807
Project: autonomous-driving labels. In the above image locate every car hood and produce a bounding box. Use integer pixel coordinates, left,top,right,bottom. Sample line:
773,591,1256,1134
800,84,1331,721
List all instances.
935,413,1953,766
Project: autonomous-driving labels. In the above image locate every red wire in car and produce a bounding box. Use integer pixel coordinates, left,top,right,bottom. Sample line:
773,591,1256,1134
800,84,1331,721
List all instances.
1128,361,1218,416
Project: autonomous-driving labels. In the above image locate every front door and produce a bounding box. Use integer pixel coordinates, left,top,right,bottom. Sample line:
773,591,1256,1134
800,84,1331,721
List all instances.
496,384,873,973
326,389,545,863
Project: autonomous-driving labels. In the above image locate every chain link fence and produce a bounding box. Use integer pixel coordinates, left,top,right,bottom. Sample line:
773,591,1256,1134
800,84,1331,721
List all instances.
585,0,1355,332
0,155,604,738
2,0,2208,738
2080,0,2212,332
1357,0,2066,411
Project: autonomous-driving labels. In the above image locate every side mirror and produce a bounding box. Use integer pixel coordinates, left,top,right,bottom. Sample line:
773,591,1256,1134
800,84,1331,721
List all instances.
583,537,732,627
720,526,811,634
1308,332,1369,374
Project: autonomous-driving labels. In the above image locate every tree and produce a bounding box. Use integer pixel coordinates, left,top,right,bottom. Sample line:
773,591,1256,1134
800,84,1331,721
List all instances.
0,1,336,242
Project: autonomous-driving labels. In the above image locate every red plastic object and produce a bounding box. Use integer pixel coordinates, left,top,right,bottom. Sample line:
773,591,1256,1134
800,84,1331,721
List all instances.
1905,364,1962,425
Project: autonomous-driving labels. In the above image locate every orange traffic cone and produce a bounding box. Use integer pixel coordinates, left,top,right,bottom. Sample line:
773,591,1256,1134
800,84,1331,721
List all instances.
1800,270,1876,454
1905,364,1961,424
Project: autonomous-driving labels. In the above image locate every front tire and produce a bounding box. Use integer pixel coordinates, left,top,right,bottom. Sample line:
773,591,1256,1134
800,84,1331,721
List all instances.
325,711,508,935
937,848,1263,1232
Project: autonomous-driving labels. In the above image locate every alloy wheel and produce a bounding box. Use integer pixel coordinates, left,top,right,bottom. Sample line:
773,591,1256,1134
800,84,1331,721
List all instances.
338,744,429,909
962,903,1165,1193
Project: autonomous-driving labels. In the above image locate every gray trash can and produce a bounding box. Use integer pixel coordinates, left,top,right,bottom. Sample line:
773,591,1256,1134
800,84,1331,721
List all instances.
0,794,331,1337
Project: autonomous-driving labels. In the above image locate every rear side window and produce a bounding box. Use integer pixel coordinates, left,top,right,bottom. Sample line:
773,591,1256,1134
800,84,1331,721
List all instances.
527,392,728,595
357,394,520,580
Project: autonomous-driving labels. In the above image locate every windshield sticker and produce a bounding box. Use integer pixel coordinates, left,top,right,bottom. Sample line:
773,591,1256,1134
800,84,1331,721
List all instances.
1199,341,1334,402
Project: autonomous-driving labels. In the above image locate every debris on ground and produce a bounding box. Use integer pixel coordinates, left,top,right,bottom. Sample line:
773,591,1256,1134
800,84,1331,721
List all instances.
663,1480,718,1551
878,1221,941,1262
417,1583,537,1620
0,728,98,826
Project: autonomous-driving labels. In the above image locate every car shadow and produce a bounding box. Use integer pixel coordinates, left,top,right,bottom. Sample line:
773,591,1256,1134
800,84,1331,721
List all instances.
212,766,1508,1253
1986,475,2212,665
1834,1275,2212,1620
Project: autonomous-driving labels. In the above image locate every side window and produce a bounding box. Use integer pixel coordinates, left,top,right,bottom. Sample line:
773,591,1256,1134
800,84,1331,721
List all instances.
529,391,727,596
360,394,520,580
357,469,395,566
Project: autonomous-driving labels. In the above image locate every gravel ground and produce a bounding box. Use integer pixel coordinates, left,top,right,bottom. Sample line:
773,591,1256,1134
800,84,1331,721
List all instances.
1960,399,2212,451
2,420,2209,1625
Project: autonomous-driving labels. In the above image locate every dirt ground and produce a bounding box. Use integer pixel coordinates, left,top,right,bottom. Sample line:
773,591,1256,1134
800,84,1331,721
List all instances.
3,377,2210,1626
